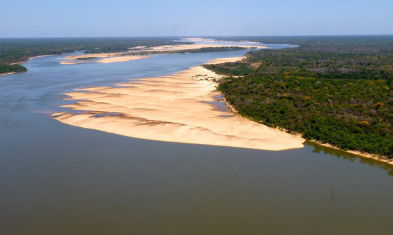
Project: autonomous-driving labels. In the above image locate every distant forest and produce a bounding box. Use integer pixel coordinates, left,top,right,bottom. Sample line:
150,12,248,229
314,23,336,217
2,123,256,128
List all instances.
205,36,393,158
0,37,190,74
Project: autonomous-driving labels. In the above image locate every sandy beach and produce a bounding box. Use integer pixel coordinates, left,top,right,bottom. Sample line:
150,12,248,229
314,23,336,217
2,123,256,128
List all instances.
60,61,78,65
0,72,17,76
97,55,148,63
52,57,304,151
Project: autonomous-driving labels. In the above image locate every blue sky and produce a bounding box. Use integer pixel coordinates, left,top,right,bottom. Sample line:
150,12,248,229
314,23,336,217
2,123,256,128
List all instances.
1,0,392,37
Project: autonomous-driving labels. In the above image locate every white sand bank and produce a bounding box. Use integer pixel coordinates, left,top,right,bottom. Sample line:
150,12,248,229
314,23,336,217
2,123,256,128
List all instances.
97,55,148,64
52,57,304,151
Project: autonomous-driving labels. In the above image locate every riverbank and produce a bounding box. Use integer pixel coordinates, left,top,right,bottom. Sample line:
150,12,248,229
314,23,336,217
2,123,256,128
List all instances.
219,88,393,165
0,72,16,76
206,39,393,164
10,54,51,65
97,55,148,63
0,55,56,76
309,140,393,166
52,57,304,151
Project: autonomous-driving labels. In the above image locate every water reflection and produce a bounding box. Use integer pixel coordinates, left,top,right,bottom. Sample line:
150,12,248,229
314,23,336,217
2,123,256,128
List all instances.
306,141,393,176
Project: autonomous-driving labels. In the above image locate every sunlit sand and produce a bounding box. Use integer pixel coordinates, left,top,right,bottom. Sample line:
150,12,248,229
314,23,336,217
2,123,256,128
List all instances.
97,55,148,63
52,57,304,151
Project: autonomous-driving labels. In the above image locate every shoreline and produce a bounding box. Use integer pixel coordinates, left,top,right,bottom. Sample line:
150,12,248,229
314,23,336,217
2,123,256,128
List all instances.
221,89,393,165
11,54,51,65
0,72,17,76
0,54,52,76
309,140,393,166
52,56,304,151
219,90,392,164
222,93,393,165
209,61,393,165
97,55,148,64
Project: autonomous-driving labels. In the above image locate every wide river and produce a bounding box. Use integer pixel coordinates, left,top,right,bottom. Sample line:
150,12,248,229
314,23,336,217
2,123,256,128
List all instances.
1,42,393,234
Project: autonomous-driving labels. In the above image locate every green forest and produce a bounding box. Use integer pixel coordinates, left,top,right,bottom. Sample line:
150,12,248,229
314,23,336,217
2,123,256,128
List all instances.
0,64,27,74
205,36,393,158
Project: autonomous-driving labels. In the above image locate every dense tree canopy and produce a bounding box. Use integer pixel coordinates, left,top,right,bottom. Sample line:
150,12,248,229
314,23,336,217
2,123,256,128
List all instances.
205,36,393,158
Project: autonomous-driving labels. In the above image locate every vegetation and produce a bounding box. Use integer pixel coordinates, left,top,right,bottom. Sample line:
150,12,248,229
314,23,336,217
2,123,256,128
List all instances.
205,36,393,158
169,46,247,54
0,64,27,74
76,57,98,60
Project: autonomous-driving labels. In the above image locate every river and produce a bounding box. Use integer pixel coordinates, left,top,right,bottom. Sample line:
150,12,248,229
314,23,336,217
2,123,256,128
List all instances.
1,41,393,234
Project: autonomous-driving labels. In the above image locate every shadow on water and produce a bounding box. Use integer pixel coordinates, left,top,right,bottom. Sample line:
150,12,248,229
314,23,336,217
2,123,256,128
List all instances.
306,141,393,176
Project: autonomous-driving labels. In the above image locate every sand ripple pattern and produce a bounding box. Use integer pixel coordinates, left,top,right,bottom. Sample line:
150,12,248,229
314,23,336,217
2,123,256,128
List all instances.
52,57,304,151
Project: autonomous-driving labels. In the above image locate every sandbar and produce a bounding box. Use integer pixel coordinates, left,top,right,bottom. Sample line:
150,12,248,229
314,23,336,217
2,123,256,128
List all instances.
60,53,148,65
146,43,266,52
60,61,77,65
0,72,17,76
64,53,119,60
97,55,148,64
52,57,304,151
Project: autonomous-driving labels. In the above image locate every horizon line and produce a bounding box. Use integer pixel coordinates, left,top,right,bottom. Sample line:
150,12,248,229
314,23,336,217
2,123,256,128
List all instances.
1,34,393,39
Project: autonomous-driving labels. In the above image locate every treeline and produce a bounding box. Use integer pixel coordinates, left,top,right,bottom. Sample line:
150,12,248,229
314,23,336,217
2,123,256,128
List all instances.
0,64,27,74
205,36,393,158
0,37,190,74
167,46,246,54
122,46,248,57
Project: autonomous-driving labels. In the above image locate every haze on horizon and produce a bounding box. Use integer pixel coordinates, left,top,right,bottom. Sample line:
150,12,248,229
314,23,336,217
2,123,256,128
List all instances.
1,0,392,38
